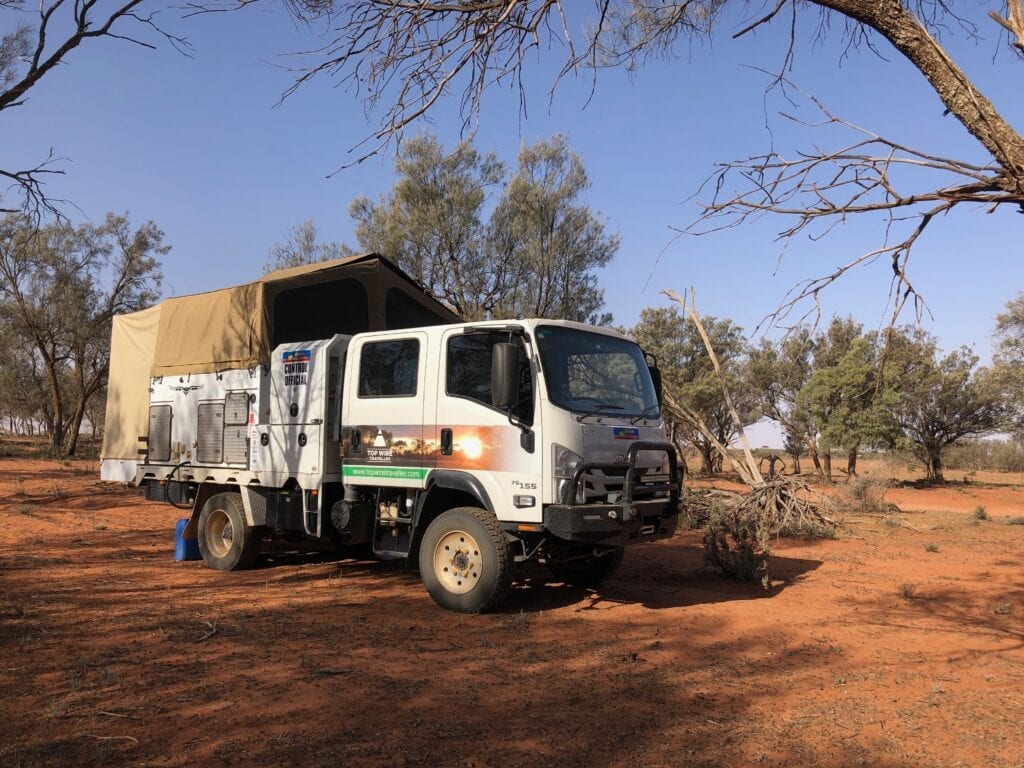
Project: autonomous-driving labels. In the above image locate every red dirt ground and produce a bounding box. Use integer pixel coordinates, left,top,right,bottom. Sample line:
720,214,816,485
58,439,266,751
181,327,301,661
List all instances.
1,458,1022,767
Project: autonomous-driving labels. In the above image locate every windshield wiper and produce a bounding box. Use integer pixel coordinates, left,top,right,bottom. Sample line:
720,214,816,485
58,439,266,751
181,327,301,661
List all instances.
630,405,660,425
575,404,622,422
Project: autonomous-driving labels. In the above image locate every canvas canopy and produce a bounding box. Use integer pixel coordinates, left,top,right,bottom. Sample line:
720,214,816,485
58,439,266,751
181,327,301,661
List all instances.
101,254,457,463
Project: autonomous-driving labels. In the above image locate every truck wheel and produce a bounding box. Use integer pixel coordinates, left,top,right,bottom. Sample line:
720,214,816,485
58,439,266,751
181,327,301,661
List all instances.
197,492,260,571
548,546,625,588
419,507,514,613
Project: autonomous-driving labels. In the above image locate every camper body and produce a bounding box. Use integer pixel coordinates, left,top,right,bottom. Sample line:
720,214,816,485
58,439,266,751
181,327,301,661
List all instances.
121,318,681,612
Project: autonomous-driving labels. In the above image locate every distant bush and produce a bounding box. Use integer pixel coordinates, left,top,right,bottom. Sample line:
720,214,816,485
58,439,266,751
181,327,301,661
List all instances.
944,439,1024,474
839,475,889,515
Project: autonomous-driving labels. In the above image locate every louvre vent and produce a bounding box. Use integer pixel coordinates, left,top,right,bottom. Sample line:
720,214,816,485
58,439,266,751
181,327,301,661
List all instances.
225,392,250,425
197,402,224,464
148,405,172,462
223,425,248,465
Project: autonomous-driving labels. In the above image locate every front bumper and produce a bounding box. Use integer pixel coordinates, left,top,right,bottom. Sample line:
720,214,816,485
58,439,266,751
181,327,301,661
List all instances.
544,499,680,547
543,440,682,547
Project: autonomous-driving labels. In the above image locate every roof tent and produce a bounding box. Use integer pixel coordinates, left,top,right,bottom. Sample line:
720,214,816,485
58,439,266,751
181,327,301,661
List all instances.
101,254,457,465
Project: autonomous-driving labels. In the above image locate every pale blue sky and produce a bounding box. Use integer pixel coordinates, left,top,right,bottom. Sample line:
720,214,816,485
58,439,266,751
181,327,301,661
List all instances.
4,2,1021,360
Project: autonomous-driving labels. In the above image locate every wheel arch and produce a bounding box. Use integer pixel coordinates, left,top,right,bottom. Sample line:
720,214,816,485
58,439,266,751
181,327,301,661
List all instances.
406,471,495,571
183,482,230,538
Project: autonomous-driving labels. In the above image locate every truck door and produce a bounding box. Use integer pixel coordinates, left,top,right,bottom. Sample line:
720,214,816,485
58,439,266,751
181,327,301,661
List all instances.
434,328,543,523
341,332,432,488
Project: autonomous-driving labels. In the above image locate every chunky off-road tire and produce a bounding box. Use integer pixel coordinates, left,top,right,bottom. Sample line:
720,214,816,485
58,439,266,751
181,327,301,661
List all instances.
419,507,514,613
197,492,260,571
548,546,625,588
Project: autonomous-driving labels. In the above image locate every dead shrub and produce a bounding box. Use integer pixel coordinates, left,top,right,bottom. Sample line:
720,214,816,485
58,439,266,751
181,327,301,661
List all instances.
704,503,767,586
703,479,838,588
838,475,890,515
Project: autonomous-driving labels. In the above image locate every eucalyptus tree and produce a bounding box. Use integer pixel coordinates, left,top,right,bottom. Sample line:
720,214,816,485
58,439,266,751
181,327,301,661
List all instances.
887,329,1006,484
264,219,351,274
0,213,165,455
350,132,618,323
632,305,755,475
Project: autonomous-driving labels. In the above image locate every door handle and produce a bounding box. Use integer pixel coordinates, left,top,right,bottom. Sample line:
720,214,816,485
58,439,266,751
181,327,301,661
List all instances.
440,428,453,456
351,429,361,451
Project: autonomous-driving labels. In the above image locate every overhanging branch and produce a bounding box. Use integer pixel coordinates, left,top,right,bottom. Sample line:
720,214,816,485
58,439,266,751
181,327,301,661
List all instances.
682,85,1023,330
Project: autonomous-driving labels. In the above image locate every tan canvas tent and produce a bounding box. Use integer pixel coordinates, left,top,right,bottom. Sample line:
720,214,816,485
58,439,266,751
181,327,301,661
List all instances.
101,254,458,465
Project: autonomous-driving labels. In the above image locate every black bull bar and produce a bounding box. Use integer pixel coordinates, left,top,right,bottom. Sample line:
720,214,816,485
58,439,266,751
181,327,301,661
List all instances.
543,441,684,547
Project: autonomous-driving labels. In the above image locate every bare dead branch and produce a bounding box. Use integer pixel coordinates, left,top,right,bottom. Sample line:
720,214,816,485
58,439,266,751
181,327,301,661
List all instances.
681,81,1022,331
989,0,1024,58
0,150,67,223
663,389,760,486
663,287,763,485
733,0,786,39
0,1,192,214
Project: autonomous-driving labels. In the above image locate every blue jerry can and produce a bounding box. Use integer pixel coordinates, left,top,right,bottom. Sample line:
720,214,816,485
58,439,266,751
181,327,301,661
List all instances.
174,518,202,561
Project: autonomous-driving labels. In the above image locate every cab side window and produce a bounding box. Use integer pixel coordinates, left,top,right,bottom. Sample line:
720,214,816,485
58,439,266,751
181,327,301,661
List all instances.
447,332,534,425
358,339,419,397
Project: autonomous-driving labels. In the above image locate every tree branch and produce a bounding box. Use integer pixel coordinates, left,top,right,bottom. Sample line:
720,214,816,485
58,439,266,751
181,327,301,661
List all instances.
682,83,1021,330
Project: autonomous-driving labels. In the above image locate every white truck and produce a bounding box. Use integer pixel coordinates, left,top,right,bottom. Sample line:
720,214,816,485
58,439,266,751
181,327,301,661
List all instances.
134,320,681,612
100,256,681,612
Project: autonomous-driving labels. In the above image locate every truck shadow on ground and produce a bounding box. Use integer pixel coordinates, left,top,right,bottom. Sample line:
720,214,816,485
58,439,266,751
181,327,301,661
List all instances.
244,534,823,613
501,544,823,613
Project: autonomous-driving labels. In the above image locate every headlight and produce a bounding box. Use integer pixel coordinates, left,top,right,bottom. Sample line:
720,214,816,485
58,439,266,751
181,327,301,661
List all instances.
552,444,583,478
552,444,586,504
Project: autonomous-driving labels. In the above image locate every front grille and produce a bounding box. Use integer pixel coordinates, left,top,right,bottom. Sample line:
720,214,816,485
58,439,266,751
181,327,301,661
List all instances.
583,467,671,503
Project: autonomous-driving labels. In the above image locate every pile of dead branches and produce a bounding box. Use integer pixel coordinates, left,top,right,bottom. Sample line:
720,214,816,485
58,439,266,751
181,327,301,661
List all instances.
702,477,839,588
663,288,841,587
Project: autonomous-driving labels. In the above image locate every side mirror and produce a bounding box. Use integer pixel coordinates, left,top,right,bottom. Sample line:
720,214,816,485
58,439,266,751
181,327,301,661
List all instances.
649,365,663,406
491,343,520,409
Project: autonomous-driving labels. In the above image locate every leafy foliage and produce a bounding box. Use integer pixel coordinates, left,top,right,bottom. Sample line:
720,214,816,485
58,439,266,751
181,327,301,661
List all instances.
886,329,1008,483
993,292,1024,432
0,213,165,454
351,133,617,323
264,219,351,273
632,305,754,474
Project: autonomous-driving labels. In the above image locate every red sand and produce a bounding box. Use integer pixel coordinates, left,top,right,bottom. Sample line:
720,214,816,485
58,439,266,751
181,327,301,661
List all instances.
1,458,1022,767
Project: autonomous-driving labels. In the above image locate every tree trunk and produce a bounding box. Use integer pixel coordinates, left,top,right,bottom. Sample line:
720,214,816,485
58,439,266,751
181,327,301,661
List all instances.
818,0,1024,186
926,449,945,484
699,443,715,476
712,450,724,474
804,435,824,480
847,447,858,479
64,402,87,457
822,450,833,484
791,454,801,475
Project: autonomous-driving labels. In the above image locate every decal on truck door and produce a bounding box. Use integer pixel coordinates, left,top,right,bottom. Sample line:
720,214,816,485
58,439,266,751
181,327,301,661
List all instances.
341,424,532,475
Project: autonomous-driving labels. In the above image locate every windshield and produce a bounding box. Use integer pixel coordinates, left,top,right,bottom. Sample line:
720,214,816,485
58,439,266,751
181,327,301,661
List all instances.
535,326,660,419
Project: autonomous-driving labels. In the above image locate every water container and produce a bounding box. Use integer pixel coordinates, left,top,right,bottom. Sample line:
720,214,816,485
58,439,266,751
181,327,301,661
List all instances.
174,518,202,561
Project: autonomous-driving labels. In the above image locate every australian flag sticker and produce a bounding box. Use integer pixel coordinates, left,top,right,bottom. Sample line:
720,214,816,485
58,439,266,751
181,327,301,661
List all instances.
613,426,640,441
